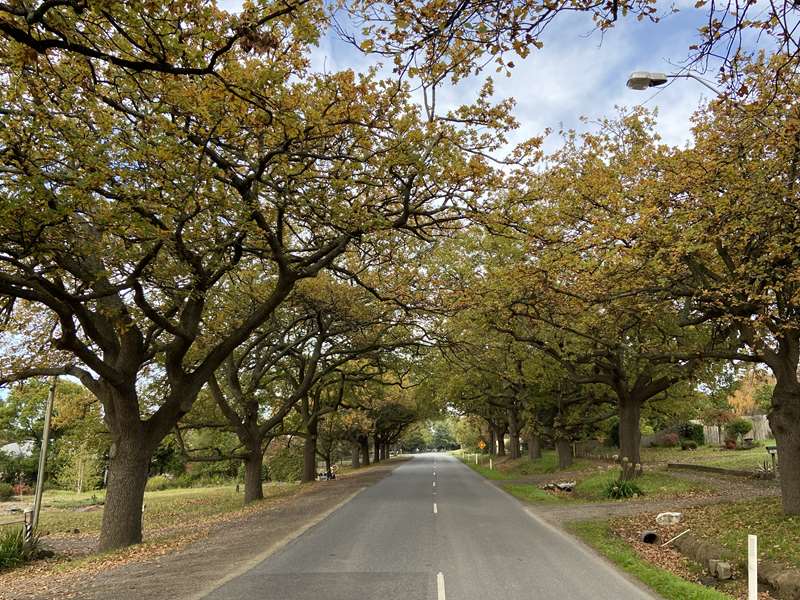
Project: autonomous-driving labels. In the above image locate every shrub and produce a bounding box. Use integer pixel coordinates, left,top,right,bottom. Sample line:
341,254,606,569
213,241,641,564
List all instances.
11,483,31,496
603,478,644,499
0,527,39,570
726,418,753,440
653,432,680,447
0,483,13,501
145,474,174,492
677,423,705,446
681,440,698,451
267,446,303,482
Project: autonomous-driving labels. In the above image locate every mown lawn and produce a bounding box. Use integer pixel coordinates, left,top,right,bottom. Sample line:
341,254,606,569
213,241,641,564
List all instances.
684,497,800,570
504,471,711,505
569,520,732,600
641,440,776,471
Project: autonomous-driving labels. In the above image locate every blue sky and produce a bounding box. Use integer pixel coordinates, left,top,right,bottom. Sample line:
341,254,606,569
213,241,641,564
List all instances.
219,1,724,152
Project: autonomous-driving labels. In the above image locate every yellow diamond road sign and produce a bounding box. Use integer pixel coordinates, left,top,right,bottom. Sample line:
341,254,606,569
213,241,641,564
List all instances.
478,440,486,449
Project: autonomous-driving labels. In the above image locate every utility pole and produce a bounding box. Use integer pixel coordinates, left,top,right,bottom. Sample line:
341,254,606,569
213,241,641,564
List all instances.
32,376,57,530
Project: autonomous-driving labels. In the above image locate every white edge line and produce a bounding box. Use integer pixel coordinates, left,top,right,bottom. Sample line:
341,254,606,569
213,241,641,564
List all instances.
437,571,446,600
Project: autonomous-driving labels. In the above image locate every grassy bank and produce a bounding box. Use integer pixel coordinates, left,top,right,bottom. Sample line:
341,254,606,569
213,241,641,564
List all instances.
461,452,593,480
569,520,732,600
504,470,711,505
684,497,800,570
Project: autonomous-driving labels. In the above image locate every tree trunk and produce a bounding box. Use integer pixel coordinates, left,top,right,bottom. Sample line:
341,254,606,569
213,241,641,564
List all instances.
618,397,643,479
496,427,506,457
488,428,497,456
528,433,541,460
507,409,521,459
769,380,800,514
360,437,370,466
556,438,573,470
373,435,381,463
243,451,264,503
98,438,150,551
302,417,318,483
351,443,361,469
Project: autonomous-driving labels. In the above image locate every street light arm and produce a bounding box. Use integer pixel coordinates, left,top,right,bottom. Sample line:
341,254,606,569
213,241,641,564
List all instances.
669,73,722,96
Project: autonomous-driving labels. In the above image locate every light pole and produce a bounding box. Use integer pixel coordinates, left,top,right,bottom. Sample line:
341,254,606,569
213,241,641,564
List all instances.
32,376,57,530
626,71,721,95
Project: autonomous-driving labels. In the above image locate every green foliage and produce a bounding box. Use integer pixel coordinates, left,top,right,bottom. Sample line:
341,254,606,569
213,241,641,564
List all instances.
0,483,13,500
430,419,458,450
681,440,698,451
0,451,37,485
0,527,39,571
56,445,104,493
267,446,304,482
725,418,753,440
678,423,705,446
603,478,643,499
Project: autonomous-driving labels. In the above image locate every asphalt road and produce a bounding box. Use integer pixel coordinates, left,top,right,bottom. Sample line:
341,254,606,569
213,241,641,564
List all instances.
203,454,657,600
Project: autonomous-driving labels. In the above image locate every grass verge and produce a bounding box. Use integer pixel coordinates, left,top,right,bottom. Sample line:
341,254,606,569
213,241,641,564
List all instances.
569,520,731,600
504,471,711,505
461,452,593,480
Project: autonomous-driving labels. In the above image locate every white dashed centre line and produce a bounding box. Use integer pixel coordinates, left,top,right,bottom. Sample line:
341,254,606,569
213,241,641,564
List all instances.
437,572,446,600
433,503,438,514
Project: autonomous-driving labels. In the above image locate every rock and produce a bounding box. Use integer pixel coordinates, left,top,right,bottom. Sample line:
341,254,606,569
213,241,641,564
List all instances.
708,559,720,576
716,562,732,580
555,481,576,492
656,512,683,525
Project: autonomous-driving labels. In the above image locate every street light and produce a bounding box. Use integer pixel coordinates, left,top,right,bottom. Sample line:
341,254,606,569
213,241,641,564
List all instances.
626,71,721,95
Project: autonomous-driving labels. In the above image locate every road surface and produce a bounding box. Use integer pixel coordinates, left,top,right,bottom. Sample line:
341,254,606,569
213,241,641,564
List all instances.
203,454,657,600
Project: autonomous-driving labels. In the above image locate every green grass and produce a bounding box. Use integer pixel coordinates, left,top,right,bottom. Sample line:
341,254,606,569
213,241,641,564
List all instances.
504,471,710,505
569,520,732,600
462,451,593,480
503,483,563,504
641,440,776,471
574,471,709,501
685,497,800,570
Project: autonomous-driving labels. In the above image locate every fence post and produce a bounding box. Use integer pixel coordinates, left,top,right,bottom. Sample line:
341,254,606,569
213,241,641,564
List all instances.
748,534,758,600
489,458,493,470
23,509,33,544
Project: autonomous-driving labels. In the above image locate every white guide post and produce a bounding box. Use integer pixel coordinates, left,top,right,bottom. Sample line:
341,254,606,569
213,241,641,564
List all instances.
748,534,758,600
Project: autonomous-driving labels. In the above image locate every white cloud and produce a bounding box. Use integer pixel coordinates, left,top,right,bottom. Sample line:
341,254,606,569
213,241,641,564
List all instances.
214,2,719,151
